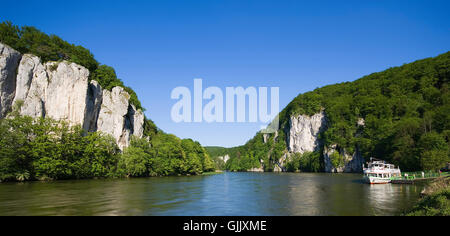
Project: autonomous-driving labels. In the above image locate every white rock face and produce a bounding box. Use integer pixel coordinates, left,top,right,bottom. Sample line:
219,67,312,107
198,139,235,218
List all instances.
14,59,90,124
97,86,131,150
288,111,327,153
273,153,288,172
0,43,21,118
248,166,264,172
323,145,364,173
0,43,146,150
129,104,145,138
45,61,90,125
13,54,39,103
273,165,282,172
357,118,365,126
218,154,230,163
263,133,269,143
17,57,48,117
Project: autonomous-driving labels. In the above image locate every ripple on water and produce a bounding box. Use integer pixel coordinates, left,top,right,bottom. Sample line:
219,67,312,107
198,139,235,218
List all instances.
0,173,423,216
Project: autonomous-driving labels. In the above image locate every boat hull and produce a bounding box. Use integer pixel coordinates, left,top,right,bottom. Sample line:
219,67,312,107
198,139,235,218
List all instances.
364,176,391,184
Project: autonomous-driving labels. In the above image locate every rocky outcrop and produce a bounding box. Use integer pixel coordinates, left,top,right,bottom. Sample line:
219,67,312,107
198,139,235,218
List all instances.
83,80,103,132
288,111,327,153
45,61,90,126
97,87,131,149
130,104,145,138
322,118,365,173
0,43,21,118
13,56,91,123
248,161,264,172
96,87,145,150
14,54,48,117
284,111,364,173
263,133,269,143
218,154,230,164
13,54,38,104
248,166,264,172
323,144,364,173
0,42,145,150
274,153,288,172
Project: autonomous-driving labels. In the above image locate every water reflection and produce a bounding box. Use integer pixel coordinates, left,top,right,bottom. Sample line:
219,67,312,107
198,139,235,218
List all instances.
0,173,423,216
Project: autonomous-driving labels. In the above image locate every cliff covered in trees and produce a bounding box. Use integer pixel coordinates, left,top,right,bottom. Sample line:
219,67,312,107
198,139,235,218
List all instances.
0,21,214,182
210,51,450,173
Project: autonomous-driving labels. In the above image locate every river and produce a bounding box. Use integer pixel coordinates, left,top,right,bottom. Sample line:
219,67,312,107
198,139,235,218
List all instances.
0,172,423,216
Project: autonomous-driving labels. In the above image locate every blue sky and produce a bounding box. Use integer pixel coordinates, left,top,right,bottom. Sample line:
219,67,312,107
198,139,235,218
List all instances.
1,0,449,147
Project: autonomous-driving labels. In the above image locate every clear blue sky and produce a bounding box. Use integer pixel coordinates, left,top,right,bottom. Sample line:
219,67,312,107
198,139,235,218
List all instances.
1,0,449,147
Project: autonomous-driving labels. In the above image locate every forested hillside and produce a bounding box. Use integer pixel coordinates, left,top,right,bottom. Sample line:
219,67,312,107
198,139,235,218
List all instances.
0,21,214,181
220,52,450,172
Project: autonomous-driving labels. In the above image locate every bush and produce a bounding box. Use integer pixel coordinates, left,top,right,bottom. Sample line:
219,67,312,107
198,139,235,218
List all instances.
118,135,215,177
405,187,450,216
121,146,150,177
284,152,321,172
330,152,344,169
0,116,120,181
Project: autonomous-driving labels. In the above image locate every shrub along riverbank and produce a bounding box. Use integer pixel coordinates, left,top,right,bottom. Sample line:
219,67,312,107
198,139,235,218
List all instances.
0,114,214,182
403,177,450,216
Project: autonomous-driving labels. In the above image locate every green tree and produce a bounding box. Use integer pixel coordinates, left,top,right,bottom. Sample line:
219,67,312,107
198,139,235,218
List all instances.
122,146,150,177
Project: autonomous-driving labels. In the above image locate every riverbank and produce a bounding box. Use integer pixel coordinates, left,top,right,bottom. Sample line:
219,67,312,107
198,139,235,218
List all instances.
202,171,224,176
403,176,450,216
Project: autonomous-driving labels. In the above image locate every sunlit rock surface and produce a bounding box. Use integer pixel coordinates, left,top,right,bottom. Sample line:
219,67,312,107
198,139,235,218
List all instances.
0,43,21,117
288,111,327,153
0,42,145,149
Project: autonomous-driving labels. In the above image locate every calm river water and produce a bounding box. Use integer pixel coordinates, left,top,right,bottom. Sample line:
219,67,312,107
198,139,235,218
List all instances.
0,172,423,216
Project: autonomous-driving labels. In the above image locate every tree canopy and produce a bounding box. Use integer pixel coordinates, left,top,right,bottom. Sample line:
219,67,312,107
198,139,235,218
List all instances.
0,115,215,182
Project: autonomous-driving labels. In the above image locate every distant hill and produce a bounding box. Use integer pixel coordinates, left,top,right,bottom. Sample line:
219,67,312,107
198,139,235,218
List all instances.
223,51,450,173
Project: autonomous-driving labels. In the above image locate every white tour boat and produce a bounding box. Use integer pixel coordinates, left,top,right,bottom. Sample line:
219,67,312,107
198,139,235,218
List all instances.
363,158,401,184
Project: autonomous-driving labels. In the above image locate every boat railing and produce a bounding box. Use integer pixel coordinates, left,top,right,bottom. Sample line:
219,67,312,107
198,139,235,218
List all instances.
390,171,450,180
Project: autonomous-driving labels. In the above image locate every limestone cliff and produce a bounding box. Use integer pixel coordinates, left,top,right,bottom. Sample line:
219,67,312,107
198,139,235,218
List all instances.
323,144,364,173
287,111,327,153
0,43,21,117
218,154,230,164
0,42,144,149
286,111,364,173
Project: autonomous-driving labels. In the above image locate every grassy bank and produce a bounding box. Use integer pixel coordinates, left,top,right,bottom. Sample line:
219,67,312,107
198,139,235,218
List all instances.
403,176,450,216
202,171,224,176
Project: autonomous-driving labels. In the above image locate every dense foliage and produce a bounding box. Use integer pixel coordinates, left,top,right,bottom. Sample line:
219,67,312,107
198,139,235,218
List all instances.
121,135,214,177
405,188,450,216
0,116,120,181
405,177,450,216
0,114,214,182
214,52,450,172
204,147,227,170
285,152,321,172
